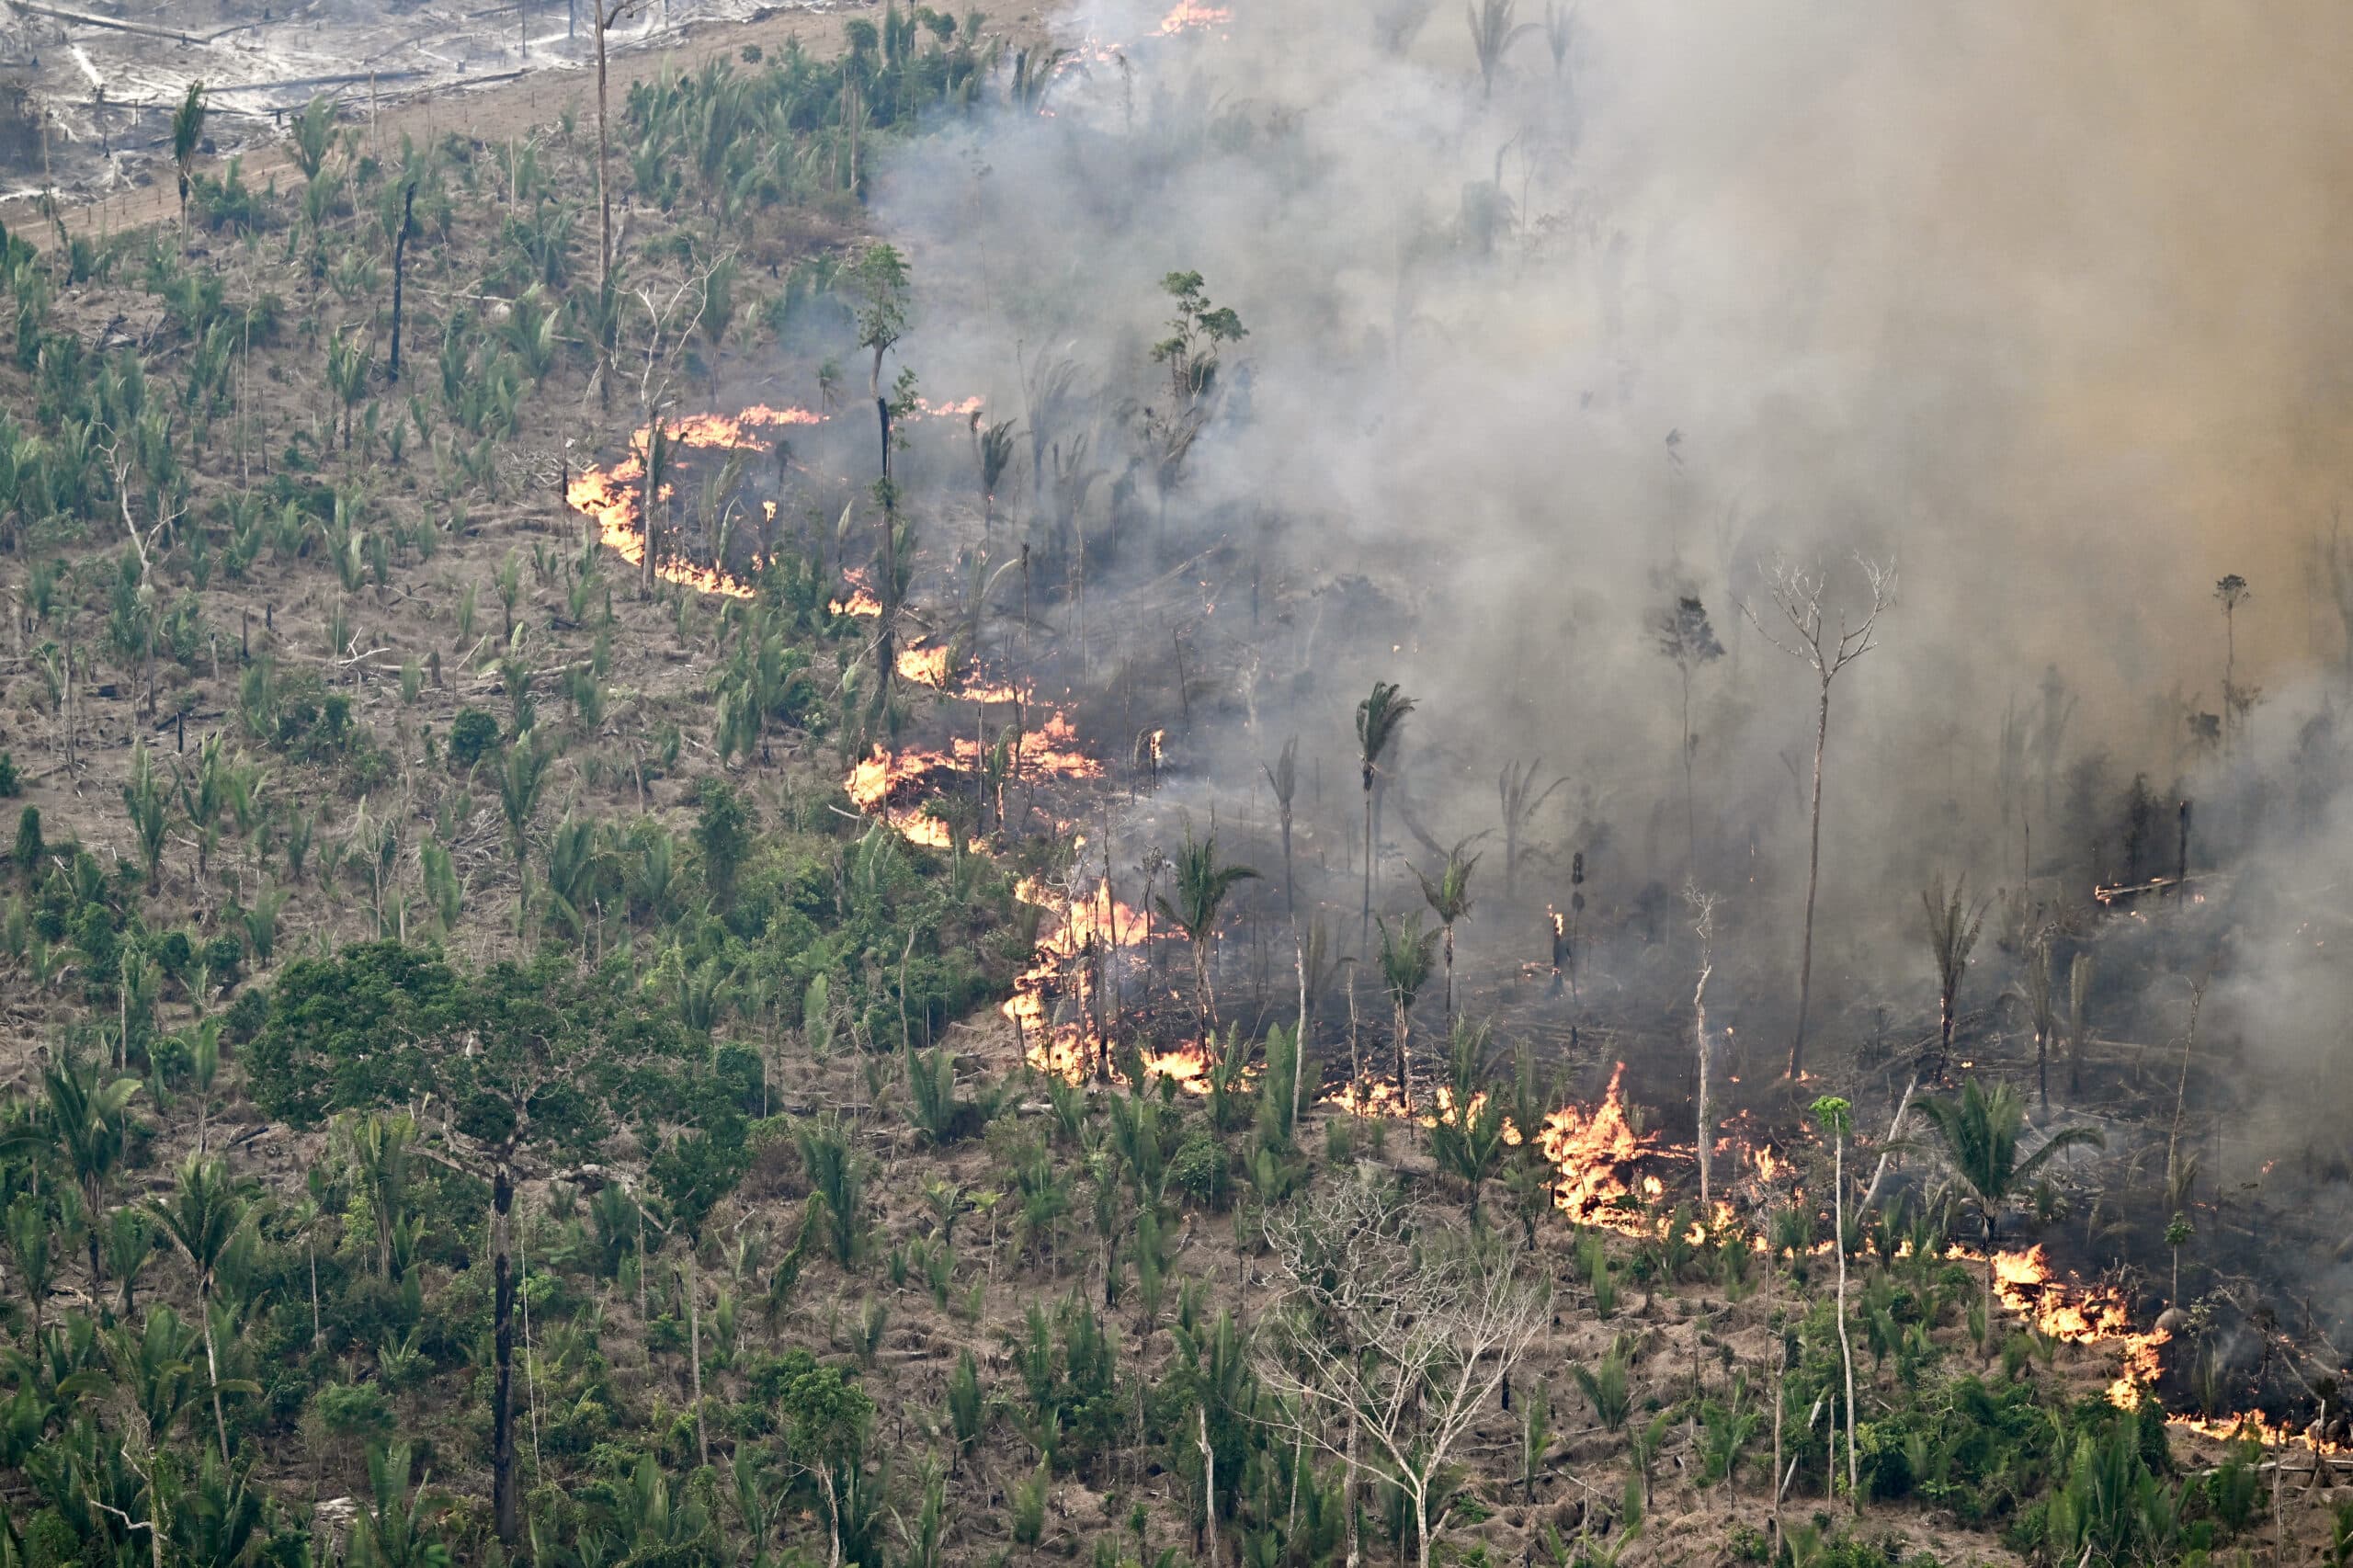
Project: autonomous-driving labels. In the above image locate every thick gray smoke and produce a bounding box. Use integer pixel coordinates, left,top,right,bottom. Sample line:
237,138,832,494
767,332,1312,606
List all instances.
857,0,2353,1226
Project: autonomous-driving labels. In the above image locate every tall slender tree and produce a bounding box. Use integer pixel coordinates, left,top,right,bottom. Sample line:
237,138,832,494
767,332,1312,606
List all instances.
172,83,208,241
1154,831,1260,1047
1920,873,1987,1083
150,1154,250,1465
1495,757,1564,904
1810,1096,1859,1514
1654,595,1724,874
1744,555,1894,1078
1377,913,1438,1116
1356,683,1415,954
1262,735,1299,915
1915,1077,2105,1303
1414,839,1481,1028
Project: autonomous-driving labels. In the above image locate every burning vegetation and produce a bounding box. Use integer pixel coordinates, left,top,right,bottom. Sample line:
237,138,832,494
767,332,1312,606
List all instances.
5,0,2352,1562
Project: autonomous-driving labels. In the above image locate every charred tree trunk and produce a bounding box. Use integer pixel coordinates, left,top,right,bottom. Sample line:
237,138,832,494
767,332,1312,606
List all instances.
492,1160,519,1543
387,182,415,381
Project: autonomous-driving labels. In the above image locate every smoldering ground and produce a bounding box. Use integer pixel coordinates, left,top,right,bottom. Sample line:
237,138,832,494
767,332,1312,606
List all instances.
807,0,2353,1339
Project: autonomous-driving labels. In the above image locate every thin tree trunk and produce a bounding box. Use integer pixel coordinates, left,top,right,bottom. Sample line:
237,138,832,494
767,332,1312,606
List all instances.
1344,1404,1359,1568
388,182,415,381
688,1244,707,1469
202,1280,230,1463
1199,1403,1218,1568
1360,785,1373,955
1292,924,1309,1131
1858,1078,1918,1214
1790,679,1830,1078
1682,666,1698,873
1834,1131,1858,1511
1695,944,1712,1209
492,1161,519,1543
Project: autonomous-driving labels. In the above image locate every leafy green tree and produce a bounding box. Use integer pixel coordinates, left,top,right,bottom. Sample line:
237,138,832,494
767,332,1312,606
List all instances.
693,779,752,907
1150,270,1248,406
850,243,910,457
780,1360,874,1568
652,1119,751,1471
1154,830,1258,1050
248,944,711,1545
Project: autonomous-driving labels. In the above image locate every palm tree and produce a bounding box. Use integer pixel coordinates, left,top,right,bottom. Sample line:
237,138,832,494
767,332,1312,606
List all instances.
499,729,552,871
975,417,1017,543
1355,682,1415,952
150,1153,253,1464
1261,735,1298,915
1154,831,1260,1048
1413,839,1481,1028
172,82,208,240
1919,873,1987,1082
1466,0,1535,99
1495,757,1563,904
1915,1078,2104,1303
123,741,170,892
30,1053,142,1296
1376,912,1438,1116
1430,1018,1506,1222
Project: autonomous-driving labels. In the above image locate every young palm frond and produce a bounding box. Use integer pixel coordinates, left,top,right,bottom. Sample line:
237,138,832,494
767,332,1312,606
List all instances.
1466,0,1537,99
1154,829,1260,1043
1915,1077,2104,1298
1920,872,1988,1080
1414,837,1482,1026
1376,911,1438,1115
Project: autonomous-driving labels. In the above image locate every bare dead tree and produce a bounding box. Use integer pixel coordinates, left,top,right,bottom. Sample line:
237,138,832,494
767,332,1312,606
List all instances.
1257,1179,1549,1568
1743,553,1895,1078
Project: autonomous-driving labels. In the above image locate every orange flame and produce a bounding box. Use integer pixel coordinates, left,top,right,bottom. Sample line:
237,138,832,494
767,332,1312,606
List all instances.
1536,1064,1666,1236
1156,0,1229,34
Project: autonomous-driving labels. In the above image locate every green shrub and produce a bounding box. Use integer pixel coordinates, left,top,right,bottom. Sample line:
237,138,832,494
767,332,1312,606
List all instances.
1168,1131,1230,1210
449,706,501,767
0,752,20,796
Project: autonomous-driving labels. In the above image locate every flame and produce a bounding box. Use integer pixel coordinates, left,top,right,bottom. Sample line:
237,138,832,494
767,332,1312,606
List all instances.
1001,872,1160,1084
897,643,954,687
567,401,972,595
1959,1245,2172,1412
1536,1064,1667,1236
1156,0,1229,33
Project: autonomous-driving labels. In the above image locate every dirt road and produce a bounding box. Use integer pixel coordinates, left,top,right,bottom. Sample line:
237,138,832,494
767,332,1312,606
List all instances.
7,0,1052,244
